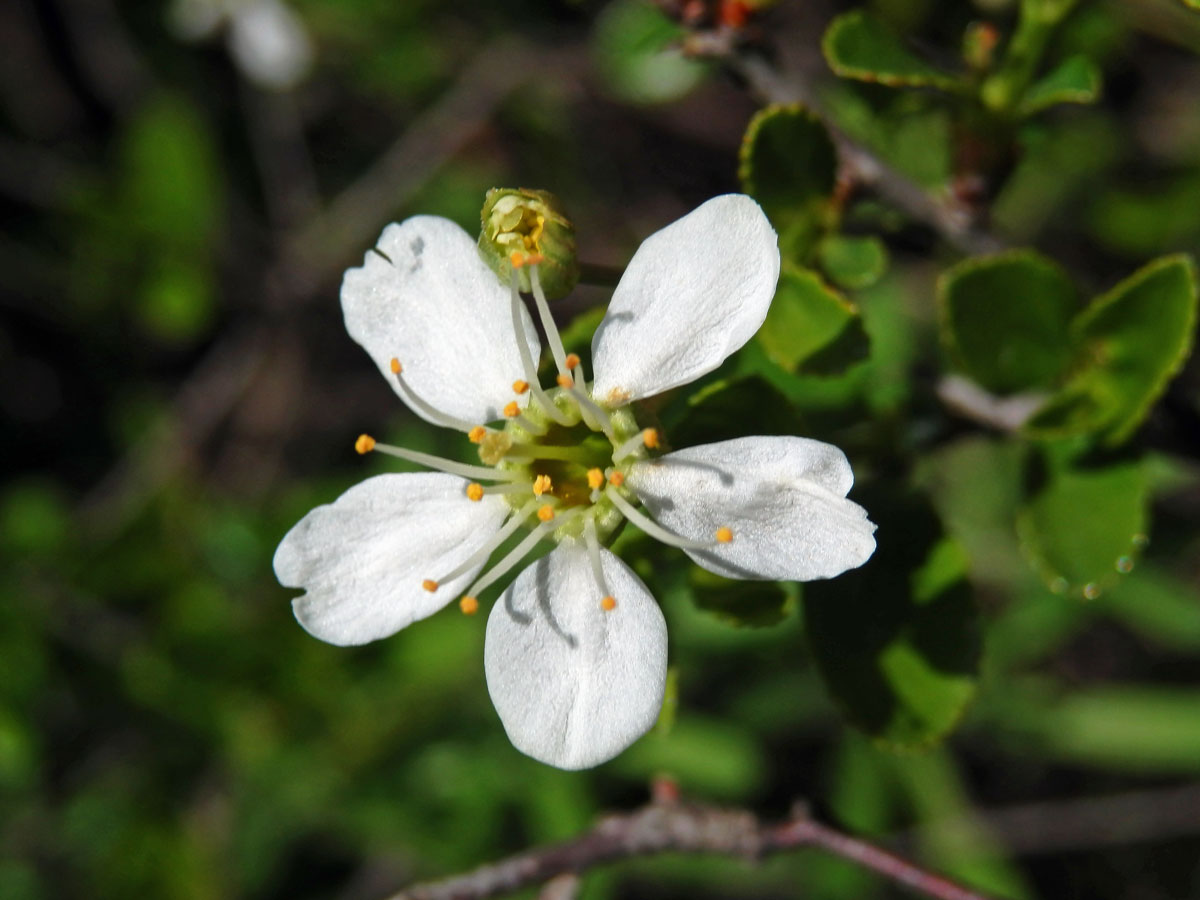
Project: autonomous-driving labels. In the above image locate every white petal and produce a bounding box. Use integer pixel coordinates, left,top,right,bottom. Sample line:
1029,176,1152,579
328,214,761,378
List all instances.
627,436,876,581
484,543,667,770
228,0,313,90
274,473,510,646
341,216,541,425
591,194,780,406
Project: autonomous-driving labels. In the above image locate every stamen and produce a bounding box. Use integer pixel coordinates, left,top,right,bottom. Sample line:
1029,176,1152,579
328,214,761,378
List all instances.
503,401,520,418
556,374,573,389
528,264,570,375
428,501,541,586
468,426,488,444
532,474,553,496
584,518,613,601
537,504,556,523
422,579,439,592
466,483,485,502
601,596,617,611
565,353,581,371
508,274,574,427
389,358,477,433
586,468,604,490
605,486,715,550
355,434,376,455
566,385,615,437
372,442,523,482
460,511,580,601
512,380,530,395
716,527,733,543
502,400,547,436
614,428,657,461
459,596,479,616
608,470,625,487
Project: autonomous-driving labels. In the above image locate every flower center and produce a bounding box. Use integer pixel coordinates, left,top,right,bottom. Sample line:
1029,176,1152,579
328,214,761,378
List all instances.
355,255,733,617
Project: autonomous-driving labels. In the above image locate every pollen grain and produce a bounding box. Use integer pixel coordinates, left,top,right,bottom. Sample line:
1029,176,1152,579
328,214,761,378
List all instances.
503,401,520,418
564,353,581,370
537,504,555,523
608,471,625,487
716,527,734,544
601,595,617,611
587,468,604,490
422,579,439,592
468,425,488,443
512,379,530,394
355,434,376,454
389,357,402,374
466,483,485,502
532,474,553,496
459,596,479,615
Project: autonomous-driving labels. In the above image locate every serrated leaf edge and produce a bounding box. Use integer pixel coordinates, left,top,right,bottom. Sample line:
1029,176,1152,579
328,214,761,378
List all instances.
821,10,960,91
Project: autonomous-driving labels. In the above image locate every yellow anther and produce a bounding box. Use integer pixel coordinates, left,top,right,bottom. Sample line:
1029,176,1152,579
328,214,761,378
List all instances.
466,483,484,502
503,401,520,418
556,374,573,389
468,425,488,444
532,474,553,496
643,428,660,449
460,596,479,616
564,353,581,370
422,579,439,593
389,357,402,374
601,595,617,611
537,504,555,523
510,251,525,269
512,379,530,395
608,471,625,487
587,468,604,490
355,434,376,454
716,527,733,544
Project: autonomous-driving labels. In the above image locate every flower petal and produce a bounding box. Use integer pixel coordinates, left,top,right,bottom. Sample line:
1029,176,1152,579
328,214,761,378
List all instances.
341,216,541,425
591,194,780,406
274,472,510,646
484,543,667,770
627,436,876,581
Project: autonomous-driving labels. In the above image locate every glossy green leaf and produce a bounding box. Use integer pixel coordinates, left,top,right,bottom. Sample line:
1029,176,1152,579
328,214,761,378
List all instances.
805,488,980,748
822,11,959,90
592,0,708,105
1016,443,1148,599
1018,55,1102,116
738,104,837,258
938,250,1077,394
756,264,869,375
817,234,889,289
1025,255,1198,443
688,567,792,628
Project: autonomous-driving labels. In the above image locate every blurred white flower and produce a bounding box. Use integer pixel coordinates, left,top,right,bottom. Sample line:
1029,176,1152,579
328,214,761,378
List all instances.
168,0,313,91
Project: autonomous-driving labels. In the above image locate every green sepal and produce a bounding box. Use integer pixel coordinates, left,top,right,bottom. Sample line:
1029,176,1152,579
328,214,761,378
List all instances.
805,487,980,749
822,11,960,91
1024,254,1198,444
1018,55,1102,117
478,187,578,299
937,249,1078,394
756,264,869,376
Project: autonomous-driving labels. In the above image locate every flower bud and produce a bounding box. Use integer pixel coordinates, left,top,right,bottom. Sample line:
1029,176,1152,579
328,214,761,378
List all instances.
478,188,579,299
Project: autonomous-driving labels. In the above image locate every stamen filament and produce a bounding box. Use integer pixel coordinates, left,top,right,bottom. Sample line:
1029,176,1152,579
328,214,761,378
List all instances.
584,518,612,599
483,482,530,496
389,359,477,433
430,501,541,585
567,384,615,437
614,429,654,461
604,486,713,550
372,442,523,482
509,276,573,427
462,510,581,600
528,264,570,376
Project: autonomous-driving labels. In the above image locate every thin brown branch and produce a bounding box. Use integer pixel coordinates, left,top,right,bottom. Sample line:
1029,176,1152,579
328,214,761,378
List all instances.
385,797,1002,900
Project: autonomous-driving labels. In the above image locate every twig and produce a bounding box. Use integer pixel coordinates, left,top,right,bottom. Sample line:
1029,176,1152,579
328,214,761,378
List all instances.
385,797,1001,900
728,53,1006,257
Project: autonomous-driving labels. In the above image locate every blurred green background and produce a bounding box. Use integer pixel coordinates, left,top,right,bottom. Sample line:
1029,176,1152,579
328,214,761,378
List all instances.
3,0,1200,897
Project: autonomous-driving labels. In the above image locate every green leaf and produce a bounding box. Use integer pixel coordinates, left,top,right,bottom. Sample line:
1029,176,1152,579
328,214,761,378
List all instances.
688,567,793,628
756,264,869,375
1016,443,1148,599
938,250,1078,394
822,11,959,90
1025,255,1198,444
1018,55,1102,116
738,104,837,258
1176,0,1200,10
592,0,708,105
669,375,801,447
817,234,889,289
805,488,980,748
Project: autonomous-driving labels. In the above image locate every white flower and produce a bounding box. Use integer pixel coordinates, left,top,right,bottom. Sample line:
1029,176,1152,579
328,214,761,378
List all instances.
274,194,877,770
168,0,313,90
